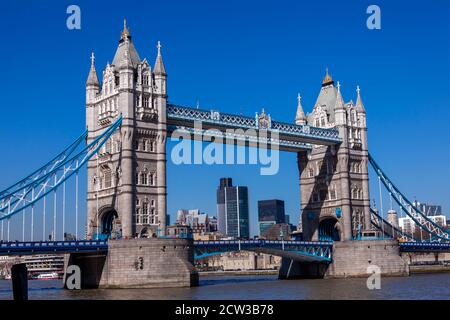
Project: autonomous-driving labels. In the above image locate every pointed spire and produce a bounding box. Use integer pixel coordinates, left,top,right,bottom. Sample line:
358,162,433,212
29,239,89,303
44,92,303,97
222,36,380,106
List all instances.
120,18,131,42
86,51,99,87
295,93,307,125
356,85,366,113
154,40,166,76
334,81,345,110
322,67,334,87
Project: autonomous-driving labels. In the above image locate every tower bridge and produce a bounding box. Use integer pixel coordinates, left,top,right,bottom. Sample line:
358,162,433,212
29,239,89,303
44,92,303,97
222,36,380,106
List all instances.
1,21,449,288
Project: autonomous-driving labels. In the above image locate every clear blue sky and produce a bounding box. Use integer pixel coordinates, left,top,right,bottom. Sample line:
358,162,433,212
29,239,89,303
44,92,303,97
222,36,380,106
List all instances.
1,0,450,239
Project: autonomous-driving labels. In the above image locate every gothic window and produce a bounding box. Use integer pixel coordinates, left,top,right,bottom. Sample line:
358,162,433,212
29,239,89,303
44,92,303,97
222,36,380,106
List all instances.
329,184,337,200
308,167,314,178
136,208,141,224
315,119,319,127
143,139,149,151
150,208,156,224
136,198,140,206
136,172,139,185
352,110,357,123
151,199,155,207
140,172,148,185
352,209,363,238
103,168,112,188
149,173,155,186
143,96,149,108
321,117,326,127
142,203,149,224
143,74,149,86
150,140,155,152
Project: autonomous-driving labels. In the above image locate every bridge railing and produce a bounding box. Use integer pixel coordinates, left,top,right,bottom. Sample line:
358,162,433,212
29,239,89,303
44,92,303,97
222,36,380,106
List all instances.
167,104,341,144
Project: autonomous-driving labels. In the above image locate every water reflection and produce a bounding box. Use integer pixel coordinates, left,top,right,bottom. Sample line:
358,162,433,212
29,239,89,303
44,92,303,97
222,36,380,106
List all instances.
1,273,450,300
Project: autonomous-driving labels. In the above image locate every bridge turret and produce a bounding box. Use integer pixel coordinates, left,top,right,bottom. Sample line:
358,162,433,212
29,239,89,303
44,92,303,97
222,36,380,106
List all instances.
86,52,100,134
334,81,346,126
86,52,100,104
153,41,167,95
119,40,135,91
153,41,168,235
295,93,307,125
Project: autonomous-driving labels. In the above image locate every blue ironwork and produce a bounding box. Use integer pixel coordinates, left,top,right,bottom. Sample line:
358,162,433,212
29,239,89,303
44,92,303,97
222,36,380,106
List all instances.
0,240,108,255
167,125,312,151
400,242,450,252
0,129,88,200
167,104,342,146
369,153,450,242
0,116,123,221
370,207,418,242
193,240,333,262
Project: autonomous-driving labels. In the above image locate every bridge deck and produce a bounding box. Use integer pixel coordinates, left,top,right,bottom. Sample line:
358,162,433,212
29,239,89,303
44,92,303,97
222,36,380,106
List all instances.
167,104,342,151
0,240,108,255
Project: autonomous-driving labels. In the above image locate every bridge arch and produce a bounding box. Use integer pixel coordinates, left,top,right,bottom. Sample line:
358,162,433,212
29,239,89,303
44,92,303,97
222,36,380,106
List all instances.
318,217,342,241
100,208,121,240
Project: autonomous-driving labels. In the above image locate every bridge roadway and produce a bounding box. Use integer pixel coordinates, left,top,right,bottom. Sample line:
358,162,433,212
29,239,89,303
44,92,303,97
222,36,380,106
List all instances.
166,104,342,152
0,239,449,259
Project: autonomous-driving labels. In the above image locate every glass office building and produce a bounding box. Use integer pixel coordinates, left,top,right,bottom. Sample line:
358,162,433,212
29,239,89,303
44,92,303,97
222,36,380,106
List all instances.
217,178,249,239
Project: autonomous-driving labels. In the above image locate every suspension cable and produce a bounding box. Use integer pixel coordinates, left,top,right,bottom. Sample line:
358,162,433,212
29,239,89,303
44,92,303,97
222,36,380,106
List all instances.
53,174,57,241
43,195,46,241
370,153,449,241
75,162,79,240
378,176,384,239
63,179,66,241
22,208,25,242
96,153,100,240
31,188,34,241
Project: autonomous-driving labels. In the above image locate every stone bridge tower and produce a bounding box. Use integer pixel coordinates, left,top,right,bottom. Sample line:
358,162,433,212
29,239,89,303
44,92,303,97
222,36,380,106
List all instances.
297,71,371,241
85,21,167,239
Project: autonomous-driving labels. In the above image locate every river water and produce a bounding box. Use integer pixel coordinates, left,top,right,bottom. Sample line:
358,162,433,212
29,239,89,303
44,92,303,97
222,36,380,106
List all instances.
1,273,449,300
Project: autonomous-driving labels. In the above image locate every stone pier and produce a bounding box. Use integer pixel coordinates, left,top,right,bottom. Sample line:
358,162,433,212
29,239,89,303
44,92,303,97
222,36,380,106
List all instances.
64,238,198,289
279,240,409,279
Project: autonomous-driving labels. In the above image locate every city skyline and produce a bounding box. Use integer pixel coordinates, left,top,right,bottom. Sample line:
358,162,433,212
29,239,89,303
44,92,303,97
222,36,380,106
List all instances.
1,1,450,239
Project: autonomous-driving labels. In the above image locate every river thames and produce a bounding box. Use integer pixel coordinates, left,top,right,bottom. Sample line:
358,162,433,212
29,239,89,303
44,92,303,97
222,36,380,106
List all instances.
1,273,450,300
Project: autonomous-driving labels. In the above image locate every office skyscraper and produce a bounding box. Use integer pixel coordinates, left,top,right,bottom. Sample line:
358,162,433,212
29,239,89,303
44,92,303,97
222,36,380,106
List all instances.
217,178,249,239
258,199,286,236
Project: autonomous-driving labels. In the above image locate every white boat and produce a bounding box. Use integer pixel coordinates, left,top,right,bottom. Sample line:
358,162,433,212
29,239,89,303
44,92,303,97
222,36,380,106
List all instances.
34,272,59,280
